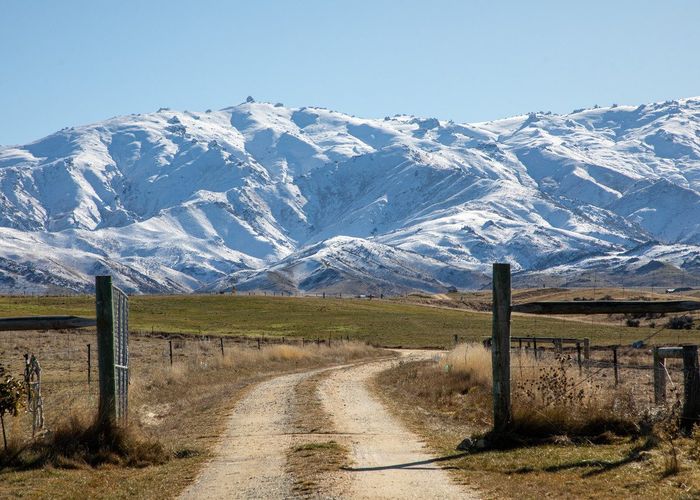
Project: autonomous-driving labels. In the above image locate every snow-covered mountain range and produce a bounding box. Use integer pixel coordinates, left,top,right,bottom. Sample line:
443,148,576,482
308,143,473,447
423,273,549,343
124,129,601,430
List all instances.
2,96,700,293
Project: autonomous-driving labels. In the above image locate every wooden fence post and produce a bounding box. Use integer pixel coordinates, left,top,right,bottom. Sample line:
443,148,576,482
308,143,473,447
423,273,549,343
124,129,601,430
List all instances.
169,340,173,365
653,346,666,404
533,337,538,360
583,338,590,360
613,346,619,386
682,346,700,433
96,275,116,425
492,263,512,432
576,342,582,374
87,344,92,385
220,338,224,357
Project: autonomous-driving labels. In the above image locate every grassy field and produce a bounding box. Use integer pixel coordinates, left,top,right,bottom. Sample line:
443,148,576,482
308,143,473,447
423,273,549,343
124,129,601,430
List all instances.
2,291,700,497
1,294,698,347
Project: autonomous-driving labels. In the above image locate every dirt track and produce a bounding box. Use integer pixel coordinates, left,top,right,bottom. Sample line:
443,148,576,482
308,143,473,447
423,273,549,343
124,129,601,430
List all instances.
178,369,323,499
320,355,477,499
181,353,477,499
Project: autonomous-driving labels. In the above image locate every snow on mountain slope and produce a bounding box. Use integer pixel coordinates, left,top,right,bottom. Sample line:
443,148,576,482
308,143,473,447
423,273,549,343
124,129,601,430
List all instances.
200,236,490,294
610,179,700,244
516,242,700,289
2,97,700,293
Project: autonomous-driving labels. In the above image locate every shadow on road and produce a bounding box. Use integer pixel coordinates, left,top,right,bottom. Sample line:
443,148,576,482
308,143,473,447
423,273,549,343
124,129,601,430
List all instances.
342,453,469,472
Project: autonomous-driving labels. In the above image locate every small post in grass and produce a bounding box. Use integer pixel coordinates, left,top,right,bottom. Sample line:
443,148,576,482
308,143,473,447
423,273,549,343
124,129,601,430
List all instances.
169,340,173,366
681,346,700,433
87,343,91,384
533,337,538,361
613,346,619,386
653,346,666,404
220,338,224,357
491,263,512,432
576,342,582,374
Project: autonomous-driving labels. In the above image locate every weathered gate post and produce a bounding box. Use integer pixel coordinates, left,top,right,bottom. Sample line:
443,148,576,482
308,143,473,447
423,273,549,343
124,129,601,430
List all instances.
682,345,700,433
653,346,666,404
492,263,512,432
95,275,117,425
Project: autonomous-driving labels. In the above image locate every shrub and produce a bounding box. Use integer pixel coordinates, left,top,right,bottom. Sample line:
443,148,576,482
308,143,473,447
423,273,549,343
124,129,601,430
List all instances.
0,365,25,451
667,315,694,330
0,415,168,470
626,319,640,328
511,356,638,438
434,344,639,440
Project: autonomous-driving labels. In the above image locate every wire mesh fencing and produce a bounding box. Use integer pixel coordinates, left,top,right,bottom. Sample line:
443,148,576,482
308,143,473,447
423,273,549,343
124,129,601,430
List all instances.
506,342,687,423
0,328,356,444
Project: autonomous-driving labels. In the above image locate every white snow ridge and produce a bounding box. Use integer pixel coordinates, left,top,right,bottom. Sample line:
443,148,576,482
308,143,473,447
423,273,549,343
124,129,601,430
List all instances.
2,97,700,294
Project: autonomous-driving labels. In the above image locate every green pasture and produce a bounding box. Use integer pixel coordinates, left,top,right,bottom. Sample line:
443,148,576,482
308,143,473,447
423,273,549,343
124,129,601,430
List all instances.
0,295,695,347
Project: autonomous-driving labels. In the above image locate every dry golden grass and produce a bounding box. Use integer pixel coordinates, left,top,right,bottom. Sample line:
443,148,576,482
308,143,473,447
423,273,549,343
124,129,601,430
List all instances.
0,330,384,499
0,417,168,470
287,440,348,498
442,343,492,386
286,371,350,498
375,345,700,499
400,344,642,439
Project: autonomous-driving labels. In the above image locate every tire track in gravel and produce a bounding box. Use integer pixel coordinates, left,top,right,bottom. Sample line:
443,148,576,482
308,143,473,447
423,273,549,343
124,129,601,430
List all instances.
178,368,328,500
319,352,479,499
180,352,477,499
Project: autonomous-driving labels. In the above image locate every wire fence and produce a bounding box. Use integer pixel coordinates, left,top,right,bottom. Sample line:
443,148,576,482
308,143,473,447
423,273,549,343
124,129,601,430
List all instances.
0,328,353,443
505,341,686,414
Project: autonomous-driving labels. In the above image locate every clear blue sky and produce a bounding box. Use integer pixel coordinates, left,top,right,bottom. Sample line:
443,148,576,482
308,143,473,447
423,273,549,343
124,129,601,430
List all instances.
1,0,699,145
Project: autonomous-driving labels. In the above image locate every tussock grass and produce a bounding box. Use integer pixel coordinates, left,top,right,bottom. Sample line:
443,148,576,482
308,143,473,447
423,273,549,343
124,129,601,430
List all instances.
391,343,640,441
442,343,492,387
0,416,167,470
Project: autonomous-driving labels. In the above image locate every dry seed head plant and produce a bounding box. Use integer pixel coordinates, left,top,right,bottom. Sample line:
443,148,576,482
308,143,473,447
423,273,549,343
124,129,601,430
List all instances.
440,343,640,439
